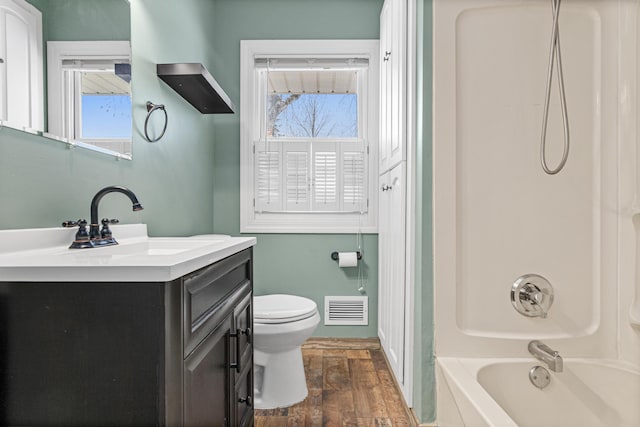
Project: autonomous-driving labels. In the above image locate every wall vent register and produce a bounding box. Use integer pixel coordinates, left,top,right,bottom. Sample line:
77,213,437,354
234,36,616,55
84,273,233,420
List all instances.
324,296,368,325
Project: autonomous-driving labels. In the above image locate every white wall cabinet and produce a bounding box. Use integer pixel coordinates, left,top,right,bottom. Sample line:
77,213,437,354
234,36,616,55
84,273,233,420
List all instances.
378,162,406,384
0,0,42,130
378,0,414,403
379,0,406,174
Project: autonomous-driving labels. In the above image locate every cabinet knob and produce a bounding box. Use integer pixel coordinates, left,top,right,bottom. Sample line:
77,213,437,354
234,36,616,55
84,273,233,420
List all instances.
241,327,251,343
238,396,252,407
381,184,392,192
233,327,251,341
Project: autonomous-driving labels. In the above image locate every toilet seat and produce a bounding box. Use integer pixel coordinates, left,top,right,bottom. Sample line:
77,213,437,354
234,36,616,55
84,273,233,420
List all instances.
254,294,318,324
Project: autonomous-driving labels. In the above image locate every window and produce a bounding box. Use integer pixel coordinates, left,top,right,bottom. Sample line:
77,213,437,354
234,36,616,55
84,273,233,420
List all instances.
240,40,379,233
47,41,132,157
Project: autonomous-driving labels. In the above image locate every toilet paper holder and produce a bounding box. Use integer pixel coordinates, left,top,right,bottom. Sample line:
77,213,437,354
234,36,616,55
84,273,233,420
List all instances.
330,251,362,261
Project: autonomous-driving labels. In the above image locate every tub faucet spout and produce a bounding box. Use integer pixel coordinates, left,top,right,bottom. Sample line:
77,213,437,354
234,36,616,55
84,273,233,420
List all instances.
528,340,563,372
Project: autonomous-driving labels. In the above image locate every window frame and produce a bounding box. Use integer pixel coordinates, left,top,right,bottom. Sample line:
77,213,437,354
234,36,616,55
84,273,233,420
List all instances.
47,40,131,157
240,39,379,234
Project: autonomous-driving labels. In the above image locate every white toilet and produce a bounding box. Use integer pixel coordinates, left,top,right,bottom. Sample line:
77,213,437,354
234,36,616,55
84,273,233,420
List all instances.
253,294,320,409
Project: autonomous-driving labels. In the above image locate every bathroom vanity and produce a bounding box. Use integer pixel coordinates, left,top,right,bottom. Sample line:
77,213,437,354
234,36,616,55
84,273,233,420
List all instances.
0,225,255,427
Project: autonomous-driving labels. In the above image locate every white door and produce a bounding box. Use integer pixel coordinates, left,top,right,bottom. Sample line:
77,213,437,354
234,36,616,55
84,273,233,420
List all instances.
379,0,407,174
388,0,406,169
0,0,42,130
378,162,406,383
378,169,391,348
379,0,392,173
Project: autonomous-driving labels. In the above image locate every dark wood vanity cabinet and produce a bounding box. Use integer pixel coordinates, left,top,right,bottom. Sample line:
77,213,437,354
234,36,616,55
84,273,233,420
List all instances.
0,248,254,427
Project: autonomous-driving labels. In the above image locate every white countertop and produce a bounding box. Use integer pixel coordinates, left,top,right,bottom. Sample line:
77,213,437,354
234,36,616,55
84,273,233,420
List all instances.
0,224,256,282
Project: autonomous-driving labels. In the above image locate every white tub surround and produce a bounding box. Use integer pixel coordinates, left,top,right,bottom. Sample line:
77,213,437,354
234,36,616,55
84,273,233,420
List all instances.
433,0,640,425
0,224,256,282
433,0,620,357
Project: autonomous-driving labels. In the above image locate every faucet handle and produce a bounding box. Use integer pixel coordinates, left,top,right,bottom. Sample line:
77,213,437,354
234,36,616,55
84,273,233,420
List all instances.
63,219,90,242
62,219,88,227
100,218,119,239
511,274,554,318
76,219,89,240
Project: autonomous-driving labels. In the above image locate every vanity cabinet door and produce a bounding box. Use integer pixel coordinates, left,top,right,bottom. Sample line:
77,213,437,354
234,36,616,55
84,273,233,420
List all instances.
231,291,253,427
234,362,254,427
184,314,233,427
233,291,253,369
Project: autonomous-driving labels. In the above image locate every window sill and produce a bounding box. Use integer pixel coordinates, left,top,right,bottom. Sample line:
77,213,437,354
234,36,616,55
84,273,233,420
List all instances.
241,212,377,234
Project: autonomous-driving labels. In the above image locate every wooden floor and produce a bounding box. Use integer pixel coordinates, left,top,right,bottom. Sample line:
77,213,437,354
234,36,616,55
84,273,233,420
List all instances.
254,342,414,427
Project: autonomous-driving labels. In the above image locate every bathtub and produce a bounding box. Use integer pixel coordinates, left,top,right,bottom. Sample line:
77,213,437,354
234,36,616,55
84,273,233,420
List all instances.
436,358,640,427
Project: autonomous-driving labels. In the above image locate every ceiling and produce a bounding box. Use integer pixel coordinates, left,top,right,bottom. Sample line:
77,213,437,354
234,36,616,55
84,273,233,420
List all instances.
267,70,357,95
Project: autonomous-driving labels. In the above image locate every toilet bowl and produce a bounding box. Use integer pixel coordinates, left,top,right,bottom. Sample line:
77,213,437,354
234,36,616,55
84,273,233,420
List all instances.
253,294,320,409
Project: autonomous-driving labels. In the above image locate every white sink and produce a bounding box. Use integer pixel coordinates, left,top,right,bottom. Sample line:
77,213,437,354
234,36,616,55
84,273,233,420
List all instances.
59,237,228,257
0,225,256,282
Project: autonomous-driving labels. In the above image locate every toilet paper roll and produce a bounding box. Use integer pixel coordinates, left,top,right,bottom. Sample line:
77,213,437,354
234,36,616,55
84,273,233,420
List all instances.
338,252,358,268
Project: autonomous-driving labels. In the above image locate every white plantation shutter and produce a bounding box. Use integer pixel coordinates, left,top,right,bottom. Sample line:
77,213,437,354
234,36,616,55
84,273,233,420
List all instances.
342,150,366,210
285,145,310,210
313,149,339,211
255,144,282,211
254,140,367,213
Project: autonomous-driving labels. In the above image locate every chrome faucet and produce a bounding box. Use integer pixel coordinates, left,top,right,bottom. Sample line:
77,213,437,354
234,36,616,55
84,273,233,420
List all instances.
63,186,143,249
528,340,563,372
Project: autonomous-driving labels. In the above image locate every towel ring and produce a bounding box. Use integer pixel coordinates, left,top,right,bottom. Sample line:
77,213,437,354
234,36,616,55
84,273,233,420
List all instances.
144,101,168,142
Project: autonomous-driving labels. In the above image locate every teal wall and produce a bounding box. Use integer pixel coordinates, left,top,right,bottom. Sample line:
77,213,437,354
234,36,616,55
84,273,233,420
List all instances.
28,0,130,42
413,0,435,422
209,0,383,338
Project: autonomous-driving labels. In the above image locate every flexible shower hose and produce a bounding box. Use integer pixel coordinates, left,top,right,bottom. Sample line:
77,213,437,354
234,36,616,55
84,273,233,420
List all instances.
540,0,570,175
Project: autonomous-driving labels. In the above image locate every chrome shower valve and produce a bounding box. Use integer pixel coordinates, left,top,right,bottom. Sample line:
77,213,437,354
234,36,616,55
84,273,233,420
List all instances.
511,274,554,318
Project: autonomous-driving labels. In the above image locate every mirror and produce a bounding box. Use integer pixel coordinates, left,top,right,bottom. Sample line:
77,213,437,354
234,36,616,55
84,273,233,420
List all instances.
0,0,132,159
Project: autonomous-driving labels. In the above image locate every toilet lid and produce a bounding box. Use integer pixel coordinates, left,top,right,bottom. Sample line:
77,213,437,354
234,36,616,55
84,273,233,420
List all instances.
254,294,318,323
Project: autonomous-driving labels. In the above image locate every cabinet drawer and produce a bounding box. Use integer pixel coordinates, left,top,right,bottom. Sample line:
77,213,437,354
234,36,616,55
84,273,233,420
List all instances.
183,249,252,357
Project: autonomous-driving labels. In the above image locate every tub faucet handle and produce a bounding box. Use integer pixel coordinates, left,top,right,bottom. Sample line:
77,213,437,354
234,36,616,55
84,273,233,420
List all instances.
511,274,554,319
532,290,548,318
